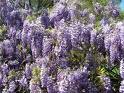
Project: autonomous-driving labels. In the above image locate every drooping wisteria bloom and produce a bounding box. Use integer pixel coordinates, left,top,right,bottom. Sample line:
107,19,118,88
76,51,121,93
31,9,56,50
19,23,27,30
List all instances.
100,17,109,27
49,1,66,27
120,80,124,93
8,60,21,69
90,28,97,46
24,63,32,79
63,9,71,22
8,27,16,41
57,57,69,69
25,54,32,63
80,8,89,17
1,63,9,75
2,74,8,86
0,0,124,93
54,20,72,57
35,56,49,68
40,67,48,88
120,59,124,79
3,39,14,58
29,79,41,93
0,42,3,56
18,75,28,87
57,74,69,93
95,32,106,55
118,22,124,58
59,29,72,57
89,13,95,23
103,24,111,52
93,2,103,15
21,20,30,48
57,66,90,93
8,81,16,93
42,36,53,57
9,10,23,30
109,31,121,66
0,1,14,25
40,10,50,29
0,72,3,88
101,76,112,93
30,25,44,58
16,29,22,44
69,22,81,48
80,25,91,46
47,76,56,93
111,8,119,18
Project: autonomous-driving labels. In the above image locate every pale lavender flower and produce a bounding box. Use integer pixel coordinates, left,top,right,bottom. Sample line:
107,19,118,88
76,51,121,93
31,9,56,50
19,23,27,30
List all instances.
0,73,2,87
8,81,16,93
120,59,124,79
59,29,72,57
89,13,95,23
120,80,124,93
41,10,50,29
1,63,9,75
90,29,97,46
19,75,28,87
35,56,49,68
3,39,14,58
100,17,109,27
16,30,22,41
47,77,55,93
21,21,30,48
40,68,48,87
93,2,103,15
49,2,65,26
31,27,43,58
57,76,69,93
25,63,31,79
101,76,112,93
118,22,124,58
42,36,53,57
96,33,105,54
109,33,121,66
9,10,23,30
29,80,41,93
0,42,3,56
80,9,89,17
80,26,91,46
69,22,81,48
111,9,119,18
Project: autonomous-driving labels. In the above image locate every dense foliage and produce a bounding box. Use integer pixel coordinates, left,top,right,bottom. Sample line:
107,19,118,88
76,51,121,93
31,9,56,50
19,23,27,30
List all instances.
0,0,124,93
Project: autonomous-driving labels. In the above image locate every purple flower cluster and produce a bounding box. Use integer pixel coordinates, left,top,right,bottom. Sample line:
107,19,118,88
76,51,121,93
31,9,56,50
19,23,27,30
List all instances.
0,0,123,93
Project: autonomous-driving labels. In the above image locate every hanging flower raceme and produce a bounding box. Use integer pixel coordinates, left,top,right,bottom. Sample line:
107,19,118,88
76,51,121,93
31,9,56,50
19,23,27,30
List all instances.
109,31,121,66
40,10,50,29
80,25,91,47
42,36,53,57
8,81,16,93
29,79,41,93
69,22,82,49
3,39,14,58
9,10,23,30
101,76,112,93
31,28,43,58
1,63,9,75
90,28,97,46
120,80,124,93
24,63,32,80
18,75,28,87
